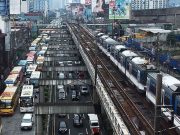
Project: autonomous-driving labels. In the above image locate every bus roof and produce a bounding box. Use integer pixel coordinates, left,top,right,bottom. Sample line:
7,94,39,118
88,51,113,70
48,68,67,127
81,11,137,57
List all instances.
0,86,18,100
30,71,41,79
27,56,34,61
27,64,37,72
18,60,27,66
4,74,18,84
21,85,34,97
10,66,22,74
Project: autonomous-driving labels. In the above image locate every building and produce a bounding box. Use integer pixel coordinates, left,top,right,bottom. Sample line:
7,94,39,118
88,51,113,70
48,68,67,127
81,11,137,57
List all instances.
131,0,169,10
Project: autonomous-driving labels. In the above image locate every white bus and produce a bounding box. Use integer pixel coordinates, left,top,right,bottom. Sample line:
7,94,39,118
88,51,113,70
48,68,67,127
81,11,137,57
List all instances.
30,71,41,90
4,74,19,87
19,85,34,112
26,64,37,78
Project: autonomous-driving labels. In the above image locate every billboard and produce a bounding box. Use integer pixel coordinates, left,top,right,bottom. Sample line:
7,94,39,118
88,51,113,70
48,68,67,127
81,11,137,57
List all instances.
0,0,9,16
72,0,80,3
10,0,21,14
109,0,130,20
85,0,91,5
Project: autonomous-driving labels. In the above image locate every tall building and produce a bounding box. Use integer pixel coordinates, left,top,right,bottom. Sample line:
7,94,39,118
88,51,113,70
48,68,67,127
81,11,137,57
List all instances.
131,0,169,10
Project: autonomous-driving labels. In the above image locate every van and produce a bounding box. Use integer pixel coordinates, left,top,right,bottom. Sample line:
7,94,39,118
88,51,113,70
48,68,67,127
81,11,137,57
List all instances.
88,114,100,135
58,85,66,100
21,113,33,130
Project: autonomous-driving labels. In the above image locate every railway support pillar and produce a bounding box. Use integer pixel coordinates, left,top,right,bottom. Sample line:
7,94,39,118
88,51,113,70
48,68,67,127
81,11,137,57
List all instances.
39,86,44,103
154,74,162,135
93,86,101,114
35,114,43,135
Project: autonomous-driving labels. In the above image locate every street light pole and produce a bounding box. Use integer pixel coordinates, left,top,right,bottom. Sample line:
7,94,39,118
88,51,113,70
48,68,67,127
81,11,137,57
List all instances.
112,7,116,39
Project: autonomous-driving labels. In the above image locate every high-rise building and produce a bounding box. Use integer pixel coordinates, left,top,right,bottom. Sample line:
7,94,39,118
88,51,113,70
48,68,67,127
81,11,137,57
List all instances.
131,0,169,10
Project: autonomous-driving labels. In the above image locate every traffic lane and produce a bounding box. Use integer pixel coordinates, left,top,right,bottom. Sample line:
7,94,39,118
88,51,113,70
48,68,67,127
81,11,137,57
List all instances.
56,87,92,103
2,106,35,135
55,114,91,135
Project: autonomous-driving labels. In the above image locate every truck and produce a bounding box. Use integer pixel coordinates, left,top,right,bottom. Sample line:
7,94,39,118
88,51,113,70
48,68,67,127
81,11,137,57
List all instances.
88,114,100,135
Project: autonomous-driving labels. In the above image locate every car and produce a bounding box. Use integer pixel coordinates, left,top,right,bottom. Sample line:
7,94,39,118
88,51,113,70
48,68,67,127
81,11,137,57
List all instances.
73,114,83,127
72,90,80,101
58,72,65,79
67,61,73,66
80,85,89,95
21,113,33,130
74,61,81,65
58,85,66,100
58,121,68,134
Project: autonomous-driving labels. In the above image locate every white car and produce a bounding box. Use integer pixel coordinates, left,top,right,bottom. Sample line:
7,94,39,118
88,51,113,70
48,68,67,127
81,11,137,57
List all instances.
21,113,33,130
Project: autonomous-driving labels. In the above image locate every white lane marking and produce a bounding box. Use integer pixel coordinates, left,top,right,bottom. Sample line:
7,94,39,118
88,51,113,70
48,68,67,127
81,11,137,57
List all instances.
69,129,71,135
67,114,69,119
86,128,88,135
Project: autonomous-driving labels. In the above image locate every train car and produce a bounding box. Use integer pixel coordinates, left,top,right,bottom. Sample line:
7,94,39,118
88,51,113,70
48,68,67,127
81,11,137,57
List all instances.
110,44,126,59
146,72,180,131
99,35,109,45
118,50,138,74
102,38,119,52
127,57,158,92
174,96,180,132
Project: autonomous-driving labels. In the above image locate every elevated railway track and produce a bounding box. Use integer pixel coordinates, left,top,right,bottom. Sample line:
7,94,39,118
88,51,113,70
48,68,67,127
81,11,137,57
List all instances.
68,23,178,135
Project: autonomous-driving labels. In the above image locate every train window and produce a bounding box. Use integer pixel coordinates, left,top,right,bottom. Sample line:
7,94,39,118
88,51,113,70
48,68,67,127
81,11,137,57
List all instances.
176,103,180,116
164,94,170,105
149,81,156,95
132,68,138,78
129,63,132,73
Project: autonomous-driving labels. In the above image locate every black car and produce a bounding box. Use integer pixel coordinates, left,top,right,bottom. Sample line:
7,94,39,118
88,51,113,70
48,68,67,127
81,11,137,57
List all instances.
71,90,80,101
58,121,68,134
73,114,83,127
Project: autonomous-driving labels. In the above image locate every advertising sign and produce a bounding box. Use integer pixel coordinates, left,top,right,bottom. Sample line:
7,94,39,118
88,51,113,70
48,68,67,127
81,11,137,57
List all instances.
0,0,9,16
72,0,80,3
92,0,104,13
85,0,91,5
109,0,130,20
10,0,21,14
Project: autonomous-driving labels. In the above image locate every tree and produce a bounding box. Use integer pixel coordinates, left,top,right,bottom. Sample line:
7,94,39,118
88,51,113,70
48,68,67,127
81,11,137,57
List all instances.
166,32,176,48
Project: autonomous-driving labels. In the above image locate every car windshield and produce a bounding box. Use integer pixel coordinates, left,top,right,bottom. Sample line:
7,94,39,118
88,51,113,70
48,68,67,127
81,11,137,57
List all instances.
22,118,31,123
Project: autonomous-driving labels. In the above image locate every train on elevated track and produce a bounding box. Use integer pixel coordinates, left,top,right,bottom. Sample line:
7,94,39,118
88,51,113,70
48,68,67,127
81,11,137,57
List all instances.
95,31,180,132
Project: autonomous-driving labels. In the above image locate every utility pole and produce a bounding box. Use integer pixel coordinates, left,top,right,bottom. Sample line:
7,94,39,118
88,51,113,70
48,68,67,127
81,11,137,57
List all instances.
154,73,162,135
156,32,160,70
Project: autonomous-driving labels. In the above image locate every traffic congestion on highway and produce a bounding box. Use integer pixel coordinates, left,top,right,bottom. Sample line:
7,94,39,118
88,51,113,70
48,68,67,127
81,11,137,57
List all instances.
0,19,101,135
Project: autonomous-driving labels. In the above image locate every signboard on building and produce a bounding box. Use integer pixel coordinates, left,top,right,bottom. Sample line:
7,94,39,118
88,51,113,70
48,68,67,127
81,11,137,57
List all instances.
109,0,130,20
85,0,91,5
0,0,9,16
10,0,21,14
72,0,80,3
21,0,29,13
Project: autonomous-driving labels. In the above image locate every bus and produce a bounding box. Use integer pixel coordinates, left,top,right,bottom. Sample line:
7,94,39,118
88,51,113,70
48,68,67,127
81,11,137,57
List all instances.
10,66,23,82
26,64,37,78
19,85,34,112
0,86,20,115
30,71,41,92
18,60,27,73
4,74,19,87
36,56,44,71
